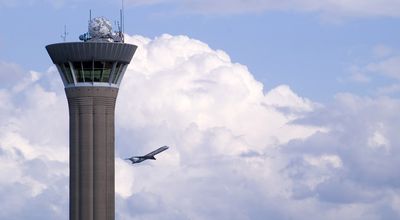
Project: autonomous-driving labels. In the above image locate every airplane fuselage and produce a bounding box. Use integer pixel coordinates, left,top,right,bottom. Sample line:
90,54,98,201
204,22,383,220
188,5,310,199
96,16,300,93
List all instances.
126,146,168,164
128,156,156,164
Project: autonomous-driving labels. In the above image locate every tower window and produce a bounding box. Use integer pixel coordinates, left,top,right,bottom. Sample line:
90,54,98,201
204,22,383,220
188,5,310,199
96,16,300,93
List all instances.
72,62,85,82
112,63,127,84
93,61,113,83
60,63,74,83
70,61,114,83
82,61,93,82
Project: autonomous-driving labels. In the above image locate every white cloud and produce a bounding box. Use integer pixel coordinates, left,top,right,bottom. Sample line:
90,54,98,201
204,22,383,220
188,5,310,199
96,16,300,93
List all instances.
118,34,319,151
125,0,169,6
367,56,400,80
4,0,399,19
284,93,400,207
377,84,400,95
1,34,400,220
339,65,371,84
344,47,400,90
0,61,25,89
304,154,342,169
0,0,65,8
368,130,390,152
0,61,69,219
124,0,400,18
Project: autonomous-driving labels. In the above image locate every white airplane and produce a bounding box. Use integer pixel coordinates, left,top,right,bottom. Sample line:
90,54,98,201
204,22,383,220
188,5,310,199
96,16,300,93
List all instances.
125,146,169,164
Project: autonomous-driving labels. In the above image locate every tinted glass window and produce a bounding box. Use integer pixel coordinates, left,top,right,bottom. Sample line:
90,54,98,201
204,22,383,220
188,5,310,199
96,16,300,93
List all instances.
72,62,84,82
82,61,93,82
93,61,113,83
72,61,92,82
93,61,102,82
61,63,73,83
70,61,119,83
112,63,126,84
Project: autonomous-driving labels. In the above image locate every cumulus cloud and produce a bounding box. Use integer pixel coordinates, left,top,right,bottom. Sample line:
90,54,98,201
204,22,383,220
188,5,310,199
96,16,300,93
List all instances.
0,62,69,219
280,94,400,220
111,34,324,219
114,34,400,219
1,33,400,220
118,34,318,151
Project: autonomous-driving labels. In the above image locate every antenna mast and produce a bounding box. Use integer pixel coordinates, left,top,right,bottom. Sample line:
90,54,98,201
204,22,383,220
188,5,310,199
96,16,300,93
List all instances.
61,25,68,42
122,0,125,34
119,0,125,43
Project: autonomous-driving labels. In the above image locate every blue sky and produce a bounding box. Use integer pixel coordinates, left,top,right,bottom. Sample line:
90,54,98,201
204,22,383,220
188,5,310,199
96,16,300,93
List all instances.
1,1,400,220
2,0,400,100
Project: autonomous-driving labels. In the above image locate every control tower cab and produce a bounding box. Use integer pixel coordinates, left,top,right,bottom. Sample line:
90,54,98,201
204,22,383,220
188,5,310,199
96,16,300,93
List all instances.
47,17,136,88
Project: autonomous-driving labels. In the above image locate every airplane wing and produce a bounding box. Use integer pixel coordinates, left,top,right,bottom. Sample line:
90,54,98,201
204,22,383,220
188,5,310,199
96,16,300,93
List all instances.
145,146,169,157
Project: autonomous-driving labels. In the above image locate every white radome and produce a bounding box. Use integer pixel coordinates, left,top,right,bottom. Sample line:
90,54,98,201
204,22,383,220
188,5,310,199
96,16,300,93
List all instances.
89,17,113,39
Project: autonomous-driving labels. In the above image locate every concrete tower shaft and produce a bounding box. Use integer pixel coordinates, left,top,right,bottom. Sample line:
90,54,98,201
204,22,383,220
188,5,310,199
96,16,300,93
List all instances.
67,87,117,220
46,42,136,220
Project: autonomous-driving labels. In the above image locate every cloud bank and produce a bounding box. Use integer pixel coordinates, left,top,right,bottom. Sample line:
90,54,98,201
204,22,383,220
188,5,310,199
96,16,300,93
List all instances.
0,34,399,219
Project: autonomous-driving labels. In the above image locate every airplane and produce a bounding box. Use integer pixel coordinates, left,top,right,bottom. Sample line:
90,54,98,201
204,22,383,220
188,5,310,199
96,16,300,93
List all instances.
125,146,169,164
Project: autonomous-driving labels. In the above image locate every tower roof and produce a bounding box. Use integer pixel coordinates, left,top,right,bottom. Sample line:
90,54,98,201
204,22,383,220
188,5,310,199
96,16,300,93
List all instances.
46,42,136,64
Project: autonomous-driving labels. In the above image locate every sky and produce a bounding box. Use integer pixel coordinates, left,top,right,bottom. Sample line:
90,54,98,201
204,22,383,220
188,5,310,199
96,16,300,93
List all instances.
1,0,400,219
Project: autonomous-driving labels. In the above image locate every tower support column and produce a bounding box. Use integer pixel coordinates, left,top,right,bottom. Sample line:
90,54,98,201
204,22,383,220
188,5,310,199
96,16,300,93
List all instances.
66,87,118,220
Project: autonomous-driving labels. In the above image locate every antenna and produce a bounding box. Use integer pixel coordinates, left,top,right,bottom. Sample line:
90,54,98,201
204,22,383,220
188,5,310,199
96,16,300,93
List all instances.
89,9,92,21
119,10,122,33
122,0,124,34
119,0,125,43
61,25,68,42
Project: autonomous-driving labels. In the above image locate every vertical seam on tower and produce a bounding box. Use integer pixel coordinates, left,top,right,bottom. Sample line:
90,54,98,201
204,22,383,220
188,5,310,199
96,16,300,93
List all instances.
92,95,94,220
105,109,108,220
76,101,80,220
92,95,95,220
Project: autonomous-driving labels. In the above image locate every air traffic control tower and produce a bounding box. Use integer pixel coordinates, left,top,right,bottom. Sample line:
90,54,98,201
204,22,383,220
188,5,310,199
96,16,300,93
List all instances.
46,17,136,220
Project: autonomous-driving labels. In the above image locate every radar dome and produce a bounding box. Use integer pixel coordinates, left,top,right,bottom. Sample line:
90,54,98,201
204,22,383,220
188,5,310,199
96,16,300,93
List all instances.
89,17,113,39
